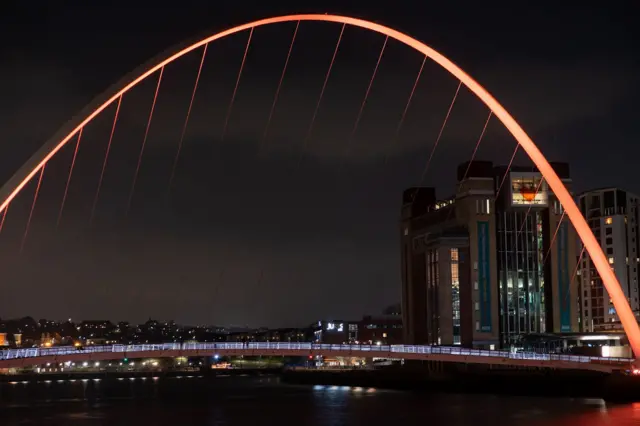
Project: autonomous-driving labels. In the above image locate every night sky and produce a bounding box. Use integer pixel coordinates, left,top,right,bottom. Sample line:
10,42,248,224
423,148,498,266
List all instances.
0,2,637,327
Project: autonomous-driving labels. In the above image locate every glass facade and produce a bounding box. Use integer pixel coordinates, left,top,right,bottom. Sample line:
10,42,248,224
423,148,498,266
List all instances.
497,210,546,347
450,248,460,344
426,249,440,344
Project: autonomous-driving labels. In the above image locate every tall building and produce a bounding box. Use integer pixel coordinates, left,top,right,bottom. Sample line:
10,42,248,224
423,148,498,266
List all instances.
577,188,640,332
401,161,578,349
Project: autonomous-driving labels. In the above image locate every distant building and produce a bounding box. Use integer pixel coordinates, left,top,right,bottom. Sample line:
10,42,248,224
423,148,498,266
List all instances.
227,327,314,342
577,188,640,331
401,161,578,349
313,314,403,345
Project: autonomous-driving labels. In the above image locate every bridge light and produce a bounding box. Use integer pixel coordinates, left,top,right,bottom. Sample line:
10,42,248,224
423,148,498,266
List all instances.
123,358,128,363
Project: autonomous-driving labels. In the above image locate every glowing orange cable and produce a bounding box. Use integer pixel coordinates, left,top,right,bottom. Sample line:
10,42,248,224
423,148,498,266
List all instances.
221,28,254,143
90,95,122,225
57,128,83,227
0,14,636,359
495,143,520,198
457,111,493,188
344,35,389,157
414,80,462,192
443,110,493,223
167,44,209,195
564,245,586,307
383,55,427,164
126,66,165,215
261,21,299,149
0,205,8,235
297,23,346,166
542,210,567,267
516,176,546,237
20,165,45,253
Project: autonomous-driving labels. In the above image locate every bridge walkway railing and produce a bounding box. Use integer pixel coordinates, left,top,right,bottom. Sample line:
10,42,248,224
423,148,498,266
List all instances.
0,342,632,367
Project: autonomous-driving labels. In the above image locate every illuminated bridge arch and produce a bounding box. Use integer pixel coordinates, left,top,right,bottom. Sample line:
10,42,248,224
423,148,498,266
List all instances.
1,14,638,359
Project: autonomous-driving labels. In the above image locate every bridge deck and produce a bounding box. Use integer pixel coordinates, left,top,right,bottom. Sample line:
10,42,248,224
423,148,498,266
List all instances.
0,343,632,373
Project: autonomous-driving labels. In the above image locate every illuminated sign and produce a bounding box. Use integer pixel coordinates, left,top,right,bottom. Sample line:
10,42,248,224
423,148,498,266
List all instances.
510,175,548,206
326,322,344,332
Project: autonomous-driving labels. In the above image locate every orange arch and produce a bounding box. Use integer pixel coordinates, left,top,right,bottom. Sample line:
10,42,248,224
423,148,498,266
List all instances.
1,14,638,360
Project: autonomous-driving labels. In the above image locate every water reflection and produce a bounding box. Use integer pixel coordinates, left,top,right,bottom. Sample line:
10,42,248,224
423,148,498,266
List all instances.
0,377,638,425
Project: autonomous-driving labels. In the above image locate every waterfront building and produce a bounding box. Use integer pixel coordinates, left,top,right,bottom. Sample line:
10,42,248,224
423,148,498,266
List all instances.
401,161,579,349
577,188,640,332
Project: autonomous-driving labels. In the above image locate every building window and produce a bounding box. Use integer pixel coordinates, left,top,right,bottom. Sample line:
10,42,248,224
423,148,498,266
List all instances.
475,321,480,331
606,227,612,235
475,302,479,311
609,257,615,264
606,237,613,245
403,228,408,236
451,248,460,344
606,217,613,225
477,199,491,215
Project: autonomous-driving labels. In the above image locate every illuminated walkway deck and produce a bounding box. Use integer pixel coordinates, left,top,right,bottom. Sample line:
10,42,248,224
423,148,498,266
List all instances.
0,342,631,373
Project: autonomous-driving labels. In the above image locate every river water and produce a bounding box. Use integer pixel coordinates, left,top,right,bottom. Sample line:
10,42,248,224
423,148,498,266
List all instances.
1,376,639,425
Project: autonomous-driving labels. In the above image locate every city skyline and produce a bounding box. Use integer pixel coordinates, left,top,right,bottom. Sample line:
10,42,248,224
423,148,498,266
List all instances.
0,2,638,328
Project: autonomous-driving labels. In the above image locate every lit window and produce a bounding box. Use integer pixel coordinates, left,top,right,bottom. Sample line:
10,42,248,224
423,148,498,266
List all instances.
475,302,479,311
609,257,615,264
475,321,480,331
486,199,491,214
382,333,387,338
450,248,459,262
606,217,613,225
403,228,408,236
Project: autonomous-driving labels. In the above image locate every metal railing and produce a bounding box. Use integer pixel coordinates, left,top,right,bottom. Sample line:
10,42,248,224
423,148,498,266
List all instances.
0,342,632,366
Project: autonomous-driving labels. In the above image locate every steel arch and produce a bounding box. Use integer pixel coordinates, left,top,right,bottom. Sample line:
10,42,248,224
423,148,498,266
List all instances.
1,14,638,360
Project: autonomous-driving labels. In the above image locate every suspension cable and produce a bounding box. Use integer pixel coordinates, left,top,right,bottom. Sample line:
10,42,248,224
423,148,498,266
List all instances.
515,177,546,238
20,165,46,253
0,205,8,235
296,23,346,169
57,128,83,227
90,95,123,225
261,21,300,151
412,80,462,200
457,111,493,189
220,27,254,143
343,35,389,158
126,66,165,216
542,210,567,267
443,110,493,223
167,44,209,196
564,245,587,308
383,56,427,164
495,143,520,199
